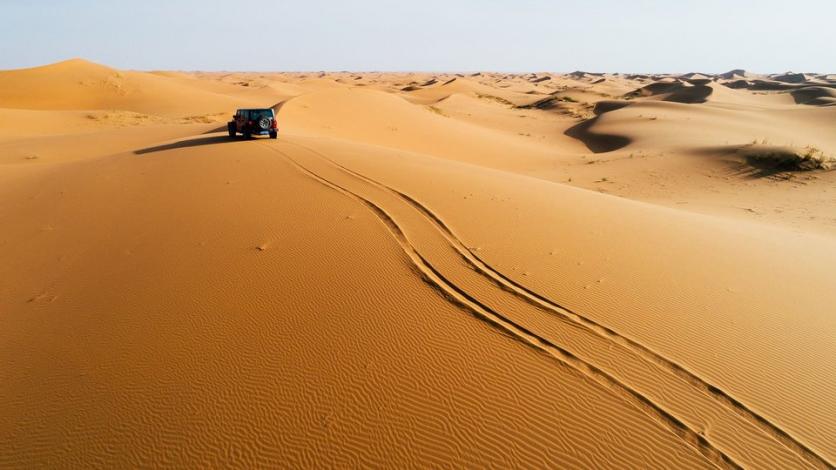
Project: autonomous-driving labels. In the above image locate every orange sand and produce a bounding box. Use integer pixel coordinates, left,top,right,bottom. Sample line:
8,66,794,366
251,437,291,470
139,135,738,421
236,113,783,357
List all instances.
2,59,835,468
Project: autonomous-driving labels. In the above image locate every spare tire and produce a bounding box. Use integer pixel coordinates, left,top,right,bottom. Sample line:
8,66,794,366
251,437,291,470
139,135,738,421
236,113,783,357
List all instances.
258,117,271,130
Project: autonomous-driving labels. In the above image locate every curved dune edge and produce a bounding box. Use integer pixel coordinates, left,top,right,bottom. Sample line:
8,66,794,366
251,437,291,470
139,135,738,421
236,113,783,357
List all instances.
563,100,634,153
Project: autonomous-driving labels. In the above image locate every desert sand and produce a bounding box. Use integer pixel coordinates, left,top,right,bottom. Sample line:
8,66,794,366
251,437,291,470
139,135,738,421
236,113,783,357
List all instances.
1,59,835,468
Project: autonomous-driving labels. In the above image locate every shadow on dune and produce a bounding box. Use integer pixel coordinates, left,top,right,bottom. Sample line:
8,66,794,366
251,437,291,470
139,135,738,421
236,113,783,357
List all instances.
626,80,713,104
789,87,836,106
564,101,633,153
664,83,713,104
203,125,228,134
694,145,833,180
564,117,631,153
134,135,237,155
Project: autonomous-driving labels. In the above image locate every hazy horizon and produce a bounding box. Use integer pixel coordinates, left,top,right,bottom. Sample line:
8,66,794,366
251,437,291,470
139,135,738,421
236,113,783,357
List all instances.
1,0,834,73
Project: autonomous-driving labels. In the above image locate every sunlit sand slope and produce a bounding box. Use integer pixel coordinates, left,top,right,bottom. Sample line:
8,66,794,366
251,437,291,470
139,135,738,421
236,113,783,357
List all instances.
2,137,715,468
1,60,835,468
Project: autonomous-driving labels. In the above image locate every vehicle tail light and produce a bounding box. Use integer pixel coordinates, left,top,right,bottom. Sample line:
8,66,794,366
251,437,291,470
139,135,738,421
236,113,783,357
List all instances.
271,119,278,129
248,120,254,125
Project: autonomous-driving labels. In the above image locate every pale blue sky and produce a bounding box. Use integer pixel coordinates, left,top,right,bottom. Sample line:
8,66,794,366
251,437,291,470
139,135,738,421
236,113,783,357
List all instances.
1,0,833,73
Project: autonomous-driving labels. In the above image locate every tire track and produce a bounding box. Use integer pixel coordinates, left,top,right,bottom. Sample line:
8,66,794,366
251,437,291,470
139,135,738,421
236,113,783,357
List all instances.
263,142,740,469
281,141,830,470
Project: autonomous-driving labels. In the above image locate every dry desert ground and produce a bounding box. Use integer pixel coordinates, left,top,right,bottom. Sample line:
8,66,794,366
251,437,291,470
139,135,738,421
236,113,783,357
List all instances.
1,59,836,468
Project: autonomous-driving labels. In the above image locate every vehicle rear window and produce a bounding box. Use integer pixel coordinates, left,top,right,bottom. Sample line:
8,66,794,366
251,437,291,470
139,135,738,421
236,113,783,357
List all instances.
247,110,274,120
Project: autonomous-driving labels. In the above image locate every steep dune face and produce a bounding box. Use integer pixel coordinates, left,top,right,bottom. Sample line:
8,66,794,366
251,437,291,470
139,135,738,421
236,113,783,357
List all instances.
791,86,836,105
773,72,810,83
718,69,750,80
571,95,836,157
624,79,782,106
627,80,714,104
2,60,836,468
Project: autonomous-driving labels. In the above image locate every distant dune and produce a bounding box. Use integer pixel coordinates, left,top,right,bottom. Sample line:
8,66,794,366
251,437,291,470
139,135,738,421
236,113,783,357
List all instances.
1,60,835,468
791,86,836,106
0,58,267,116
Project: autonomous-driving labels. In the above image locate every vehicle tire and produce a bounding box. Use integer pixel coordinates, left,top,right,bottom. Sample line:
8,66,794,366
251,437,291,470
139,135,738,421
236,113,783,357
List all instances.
258,117,271,130
227,122,236,138
269,131,277,139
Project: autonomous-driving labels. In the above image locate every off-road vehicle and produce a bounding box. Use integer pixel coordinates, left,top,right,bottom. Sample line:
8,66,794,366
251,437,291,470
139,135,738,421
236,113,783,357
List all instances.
228,108,278,139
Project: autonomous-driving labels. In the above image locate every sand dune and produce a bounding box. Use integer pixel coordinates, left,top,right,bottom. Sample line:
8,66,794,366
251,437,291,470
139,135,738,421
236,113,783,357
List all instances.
0,59,265,117
2,60,835,468
399,76,538,107
792,86,836,106
625,79,719,104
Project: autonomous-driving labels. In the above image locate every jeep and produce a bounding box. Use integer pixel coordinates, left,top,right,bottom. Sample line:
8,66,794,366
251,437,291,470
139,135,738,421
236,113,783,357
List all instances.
228,108,278,139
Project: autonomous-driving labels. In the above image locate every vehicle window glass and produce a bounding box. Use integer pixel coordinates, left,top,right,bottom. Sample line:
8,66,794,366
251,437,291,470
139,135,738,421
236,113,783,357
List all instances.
250,110,274,120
